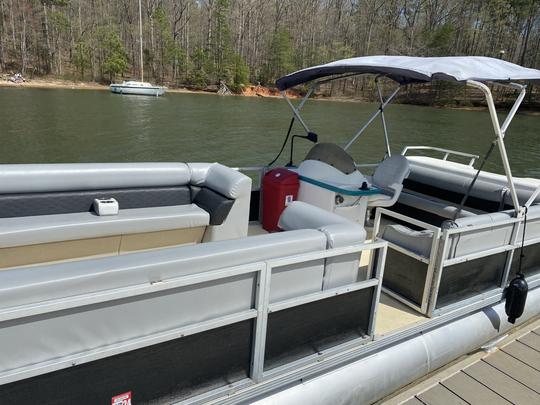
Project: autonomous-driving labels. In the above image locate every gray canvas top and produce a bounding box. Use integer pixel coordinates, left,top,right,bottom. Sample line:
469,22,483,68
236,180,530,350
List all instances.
276,55,540,90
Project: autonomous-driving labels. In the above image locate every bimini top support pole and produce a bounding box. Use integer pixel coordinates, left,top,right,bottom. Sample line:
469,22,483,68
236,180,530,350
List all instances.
466,80,524,215
344,85,400,151
280,88,314,135
376,77,392,157
499,83,527,135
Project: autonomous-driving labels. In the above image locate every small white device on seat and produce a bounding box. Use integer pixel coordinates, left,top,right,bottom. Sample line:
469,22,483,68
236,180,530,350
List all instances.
93,198,119,216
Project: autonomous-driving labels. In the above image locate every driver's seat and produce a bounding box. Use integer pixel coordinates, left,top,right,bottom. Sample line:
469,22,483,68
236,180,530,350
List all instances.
366,155,411,208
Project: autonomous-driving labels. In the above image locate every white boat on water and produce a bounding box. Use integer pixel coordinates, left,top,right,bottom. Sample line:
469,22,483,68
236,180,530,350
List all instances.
110,0,166,97
1,56,540,404
110,80,166,96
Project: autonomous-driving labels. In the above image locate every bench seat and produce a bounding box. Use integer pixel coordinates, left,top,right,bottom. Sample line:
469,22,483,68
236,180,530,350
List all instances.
0,205,210,268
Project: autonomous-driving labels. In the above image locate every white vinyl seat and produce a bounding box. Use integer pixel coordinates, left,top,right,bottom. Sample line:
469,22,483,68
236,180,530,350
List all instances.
367,155,411,208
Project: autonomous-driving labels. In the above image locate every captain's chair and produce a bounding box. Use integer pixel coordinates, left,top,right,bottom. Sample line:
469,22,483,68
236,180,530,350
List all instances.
367,155,411,208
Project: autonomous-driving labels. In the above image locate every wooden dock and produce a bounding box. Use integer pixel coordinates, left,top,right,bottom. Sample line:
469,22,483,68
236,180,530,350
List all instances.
381,318,540,405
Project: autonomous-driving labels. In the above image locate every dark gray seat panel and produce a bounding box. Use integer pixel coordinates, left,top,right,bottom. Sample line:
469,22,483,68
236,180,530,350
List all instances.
192,187,235,226
0,186,191,218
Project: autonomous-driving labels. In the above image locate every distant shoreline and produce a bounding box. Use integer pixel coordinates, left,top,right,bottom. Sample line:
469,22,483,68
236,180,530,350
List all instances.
0,78,300,99
0,78,214,95
2,78,539,114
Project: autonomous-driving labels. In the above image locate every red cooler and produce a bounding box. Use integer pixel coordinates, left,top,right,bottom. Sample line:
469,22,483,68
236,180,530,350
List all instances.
262,168,299,232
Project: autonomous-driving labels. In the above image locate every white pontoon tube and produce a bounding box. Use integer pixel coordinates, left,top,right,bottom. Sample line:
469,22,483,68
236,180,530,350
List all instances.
275,55,540,215
253,285,540,405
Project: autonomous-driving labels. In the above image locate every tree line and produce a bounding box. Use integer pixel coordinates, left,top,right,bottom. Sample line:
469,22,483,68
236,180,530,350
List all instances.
1,1,539,100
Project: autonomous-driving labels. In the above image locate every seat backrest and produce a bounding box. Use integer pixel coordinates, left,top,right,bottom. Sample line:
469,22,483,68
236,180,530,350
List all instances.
373,155,410,189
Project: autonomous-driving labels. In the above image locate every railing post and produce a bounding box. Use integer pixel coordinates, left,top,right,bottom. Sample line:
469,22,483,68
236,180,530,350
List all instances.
367,244,387,336
250,263,271,382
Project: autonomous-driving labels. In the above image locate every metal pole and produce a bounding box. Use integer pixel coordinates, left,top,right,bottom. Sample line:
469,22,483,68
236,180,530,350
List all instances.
298,85,315,110
344,86,400,151
280,90,313,134
525,184,540,208
500,85,526,135
467,80,521,214
138,0,144,82
376,78,392,156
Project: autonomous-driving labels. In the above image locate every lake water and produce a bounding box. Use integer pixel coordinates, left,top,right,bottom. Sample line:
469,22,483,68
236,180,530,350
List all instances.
1,87,539,177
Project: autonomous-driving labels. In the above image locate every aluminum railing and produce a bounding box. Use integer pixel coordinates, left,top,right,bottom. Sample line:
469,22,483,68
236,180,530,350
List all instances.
401,146,479,167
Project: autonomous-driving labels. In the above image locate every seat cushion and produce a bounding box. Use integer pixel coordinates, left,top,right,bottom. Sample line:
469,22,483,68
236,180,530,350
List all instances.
0,229,326,309
278,200,352,230
398,192,477,219
0,163,191,193
0,205,210,248
373,155,410,189
381,224,434,257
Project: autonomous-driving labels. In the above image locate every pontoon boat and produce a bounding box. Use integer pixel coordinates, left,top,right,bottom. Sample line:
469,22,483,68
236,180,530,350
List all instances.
1,56,539,404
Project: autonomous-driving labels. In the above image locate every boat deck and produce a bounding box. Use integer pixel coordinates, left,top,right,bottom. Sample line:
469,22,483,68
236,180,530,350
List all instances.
381,318,540,405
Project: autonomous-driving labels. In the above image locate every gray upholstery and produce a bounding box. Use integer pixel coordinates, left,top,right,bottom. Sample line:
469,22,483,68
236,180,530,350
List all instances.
444,211,514,259
381,209,515,260
0,162,252,244
189,163,252,242
0,163,191,193
0,186,191,218
381,224,434,257
0,205,210,248
0,229,327,309
373,155,411,189
203,163,251,199
367,155,411,208
398,192,477,220
188,162,213,187
279,200,352,229
406,156,540,206
192,187,234,225
279,201,367,289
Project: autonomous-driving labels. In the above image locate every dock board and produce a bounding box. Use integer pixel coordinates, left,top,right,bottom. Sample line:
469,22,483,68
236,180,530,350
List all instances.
381,319,540,405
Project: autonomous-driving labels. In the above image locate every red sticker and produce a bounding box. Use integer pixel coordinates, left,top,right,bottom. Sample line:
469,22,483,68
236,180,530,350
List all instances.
112,391,132,405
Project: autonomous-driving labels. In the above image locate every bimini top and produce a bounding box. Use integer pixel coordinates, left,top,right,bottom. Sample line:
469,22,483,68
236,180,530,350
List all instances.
276,55,540,90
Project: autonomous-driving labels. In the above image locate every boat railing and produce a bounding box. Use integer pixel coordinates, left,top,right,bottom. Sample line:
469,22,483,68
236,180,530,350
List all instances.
401,146,479,167
0,235,387,397
373,205,540,317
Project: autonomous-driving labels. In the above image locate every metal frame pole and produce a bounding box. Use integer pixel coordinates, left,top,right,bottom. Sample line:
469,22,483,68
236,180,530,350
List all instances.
376,77,392,156
466,80,523,215
500,84,526,135
344,86,400,151
280,87,315,134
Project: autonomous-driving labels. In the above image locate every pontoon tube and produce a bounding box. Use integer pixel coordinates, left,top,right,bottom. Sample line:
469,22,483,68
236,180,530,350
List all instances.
253,285,540,405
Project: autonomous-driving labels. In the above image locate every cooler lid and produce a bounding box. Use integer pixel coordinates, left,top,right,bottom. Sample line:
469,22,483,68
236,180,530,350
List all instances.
266,168,299,184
